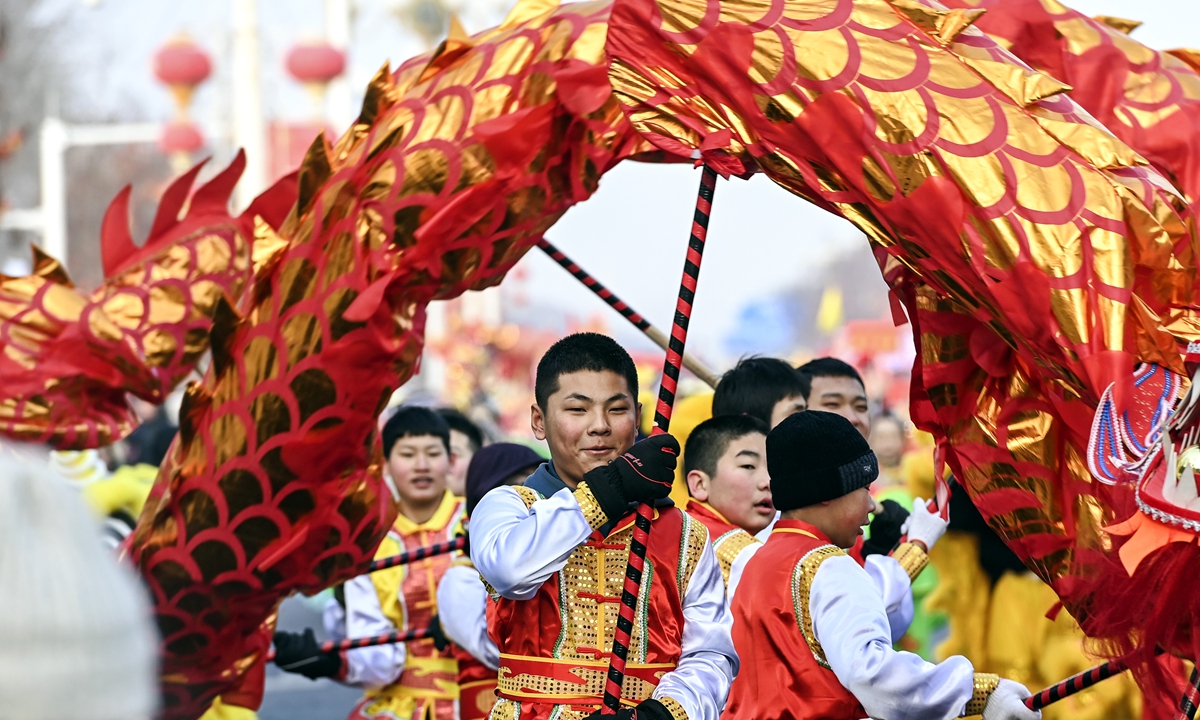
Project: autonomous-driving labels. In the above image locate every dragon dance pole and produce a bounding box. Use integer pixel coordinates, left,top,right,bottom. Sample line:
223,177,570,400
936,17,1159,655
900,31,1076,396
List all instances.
537,238,720,388
1023,655,1134,709
1175,668,1200,720
365,536,465,573
268,627,432,661
602,165,718,715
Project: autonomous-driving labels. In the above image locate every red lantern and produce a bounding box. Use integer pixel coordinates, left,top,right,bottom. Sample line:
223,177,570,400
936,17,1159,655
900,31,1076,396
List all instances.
285,41,346,85
154,36,212,111
159,119,205,155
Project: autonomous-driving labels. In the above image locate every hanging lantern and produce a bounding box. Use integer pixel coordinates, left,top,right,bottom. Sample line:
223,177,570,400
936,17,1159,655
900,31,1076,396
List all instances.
285,41,346,85
160,119,205,174
285,40,346,116
153,35,213,113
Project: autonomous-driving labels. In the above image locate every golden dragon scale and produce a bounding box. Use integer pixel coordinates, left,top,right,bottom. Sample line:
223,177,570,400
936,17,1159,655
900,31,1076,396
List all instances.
129,2,651,716
605,0,1200,665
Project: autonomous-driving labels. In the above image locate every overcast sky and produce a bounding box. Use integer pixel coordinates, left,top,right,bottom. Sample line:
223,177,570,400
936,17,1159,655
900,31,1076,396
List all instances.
29,0,1200,369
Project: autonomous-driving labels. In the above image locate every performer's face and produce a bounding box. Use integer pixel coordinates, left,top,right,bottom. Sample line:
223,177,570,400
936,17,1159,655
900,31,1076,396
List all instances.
531,370,640,488
808,376,870,438
687,431,774,534
769,394,807,429
386,434,452,509
824,487,878,549
446,429,475,497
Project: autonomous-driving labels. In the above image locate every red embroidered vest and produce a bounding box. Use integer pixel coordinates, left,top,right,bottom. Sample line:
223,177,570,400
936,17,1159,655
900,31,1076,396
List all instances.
488,487,709,720
682,499,759,586
724,519,867,720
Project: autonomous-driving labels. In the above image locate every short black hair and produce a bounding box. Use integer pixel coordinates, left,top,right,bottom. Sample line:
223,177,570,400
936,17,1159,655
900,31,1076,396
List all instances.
684,414,770,481
382,406,452,456
437,408,484,453
712,356,809,424
534,333,639,409
797,357,864,389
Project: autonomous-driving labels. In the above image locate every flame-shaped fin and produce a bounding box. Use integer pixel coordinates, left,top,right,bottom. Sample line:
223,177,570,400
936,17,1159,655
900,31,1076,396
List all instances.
888,0,985,45
252,216,290,278
416,13,476,85
209,292,242,378
100,185,137,278
242,172,298,231
30,244,73,287
295,133,333,219
1167,49,1200,75
357,63,398,129
448,14,468,42
959,56,1072,107
148,158,210,243
1093,15,1142,34
177,380,213,449
188,150,246,218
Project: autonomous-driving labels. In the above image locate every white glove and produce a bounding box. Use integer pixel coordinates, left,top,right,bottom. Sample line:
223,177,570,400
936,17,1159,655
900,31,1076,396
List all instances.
981,679,1040,720
900,497,948,550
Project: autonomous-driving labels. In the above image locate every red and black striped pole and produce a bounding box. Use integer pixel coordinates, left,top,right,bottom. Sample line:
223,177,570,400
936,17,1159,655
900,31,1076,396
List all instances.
1175,667,1200,720
602,165,718,715
1024,655,1133,710
268,627,432,660
321,627,430,654
365,536,465,573
537,238,719,388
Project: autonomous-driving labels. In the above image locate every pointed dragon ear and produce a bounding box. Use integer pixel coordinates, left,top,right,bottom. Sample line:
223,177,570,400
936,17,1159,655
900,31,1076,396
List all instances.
147,157,210,244
188,150,246,218
100,185,137,278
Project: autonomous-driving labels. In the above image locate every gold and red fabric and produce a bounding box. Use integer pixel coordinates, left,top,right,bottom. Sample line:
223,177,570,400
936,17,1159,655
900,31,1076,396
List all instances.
488,493,707,720
603,0,1200,670
126,2,655,716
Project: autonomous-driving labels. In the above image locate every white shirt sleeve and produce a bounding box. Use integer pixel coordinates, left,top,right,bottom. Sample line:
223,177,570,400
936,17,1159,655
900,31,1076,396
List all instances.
652,541,738,720
726,541,759,601
339,574,407,688
471,485,594,599
436,563,499,670
812,555,973,720
323,597,347,642
862,555,915,643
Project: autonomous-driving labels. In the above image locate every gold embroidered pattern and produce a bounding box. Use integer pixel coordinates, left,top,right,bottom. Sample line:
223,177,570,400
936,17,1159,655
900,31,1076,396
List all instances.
658,696,688,720
791,545,845,669
513,485,542,509
487,697,520,720
559,526,656,662
495,658,671,703
574,482,609,531
712,530,759,585
679,516,709,593
891,542,929,582
965,673,1000,716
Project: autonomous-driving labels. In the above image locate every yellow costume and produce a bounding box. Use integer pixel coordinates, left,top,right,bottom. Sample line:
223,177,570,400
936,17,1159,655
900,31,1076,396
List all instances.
346,490,464,720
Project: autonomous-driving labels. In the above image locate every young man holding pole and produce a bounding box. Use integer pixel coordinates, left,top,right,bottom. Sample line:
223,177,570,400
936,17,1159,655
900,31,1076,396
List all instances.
471,332,737,720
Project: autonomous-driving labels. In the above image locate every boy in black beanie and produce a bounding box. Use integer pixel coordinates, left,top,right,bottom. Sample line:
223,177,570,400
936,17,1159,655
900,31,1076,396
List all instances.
725,411,1040,720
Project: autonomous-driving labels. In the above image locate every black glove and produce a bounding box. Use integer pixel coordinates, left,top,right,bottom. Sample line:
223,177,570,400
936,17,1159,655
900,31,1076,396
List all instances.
582,434,680,522
581,699,675,720
428,614,450,652
273,628,342,680
862,499,909,557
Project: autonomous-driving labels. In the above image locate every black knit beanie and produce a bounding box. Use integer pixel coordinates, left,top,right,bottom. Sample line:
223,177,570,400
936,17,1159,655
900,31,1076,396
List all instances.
767,411,878,511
